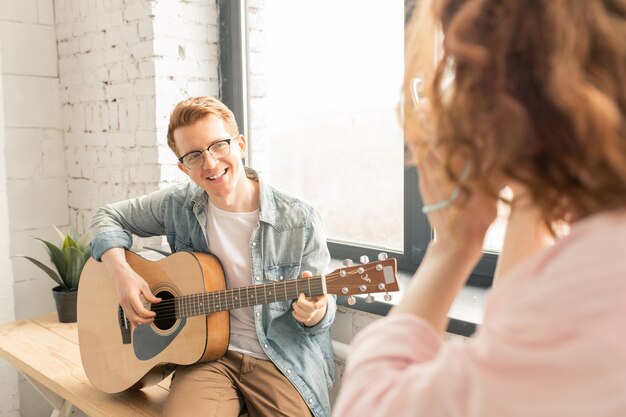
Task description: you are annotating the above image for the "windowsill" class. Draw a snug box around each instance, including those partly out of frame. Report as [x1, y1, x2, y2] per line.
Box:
[331, 259, 489, 337]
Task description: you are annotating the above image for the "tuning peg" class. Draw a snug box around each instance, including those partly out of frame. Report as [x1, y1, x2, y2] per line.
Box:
[378, 252, 388, 261]
[359, 255, 369, 264]
[343, 259, 354, 267]
[347, 296, 356, 305]
[384, 293, 392, 302]
[365, 294, 375, 303]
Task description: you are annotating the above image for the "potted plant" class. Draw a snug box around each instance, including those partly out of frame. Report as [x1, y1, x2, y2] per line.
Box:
[16, 226, 91, 323]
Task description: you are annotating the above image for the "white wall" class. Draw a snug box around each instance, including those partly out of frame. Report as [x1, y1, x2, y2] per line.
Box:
[0, 0, 219, 415]
[1, 0, 66, 320]
[0, 32, 20, 417]
[56, 0, 219, 230]
[0, 1, 66, 414]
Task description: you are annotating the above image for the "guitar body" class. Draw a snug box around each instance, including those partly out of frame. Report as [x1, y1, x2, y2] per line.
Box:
[77, 251, 229, 393]
[78, 249, 399, 394]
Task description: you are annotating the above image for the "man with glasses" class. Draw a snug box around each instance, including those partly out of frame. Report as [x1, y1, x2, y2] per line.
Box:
[88, 96, 335, 417]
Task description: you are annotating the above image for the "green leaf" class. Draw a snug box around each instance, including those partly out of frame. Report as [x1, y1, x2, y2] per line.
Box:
[14, 255, 67, 290]
[17, 226, 91, 291]
[53, 225, 65, 242]
[35, 238, 68, 282]
[66, 246, 88, 290]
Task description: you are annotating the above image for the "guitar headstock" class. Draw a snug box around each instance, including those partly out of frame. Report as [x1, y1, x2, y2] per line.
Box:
[325, 254, 399, 304]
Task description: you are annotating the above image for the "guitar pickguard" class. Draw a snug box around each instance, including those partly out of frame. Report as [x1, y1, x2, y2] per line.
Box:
[132, 318, 186, 360]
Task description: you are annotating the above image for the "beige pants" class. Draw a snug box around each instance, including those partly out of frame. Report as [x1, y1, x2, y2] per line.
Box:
[163, 351, 313, 417]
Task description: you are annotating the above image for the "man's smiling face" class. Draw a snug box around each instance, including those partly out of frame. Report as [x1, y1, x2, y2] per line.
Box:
[175, 114, 247, 208]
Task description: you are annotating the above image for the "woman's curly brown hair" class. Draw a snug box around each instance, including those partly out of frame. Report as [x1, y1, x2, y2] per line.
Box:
[404, 0, 626, 226]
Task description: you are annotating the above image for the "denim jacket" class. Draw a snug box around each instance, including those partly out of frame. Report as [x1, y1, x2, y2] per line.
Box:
[89, 167, 335, 417]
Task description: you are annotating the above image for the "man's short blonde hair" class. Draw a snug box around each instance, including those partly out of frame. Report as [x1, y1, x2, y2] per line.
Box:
[167, 96, 239, 157]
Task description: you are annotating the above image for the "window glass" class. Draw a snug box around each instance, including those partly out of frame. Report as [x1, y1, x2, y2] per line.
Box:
[256, 0, 507, 260]
[262, 0, 405, 251]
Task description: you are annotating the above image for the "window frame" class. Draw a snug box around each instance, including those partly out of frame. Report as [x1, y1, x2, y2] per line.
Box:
[218, 1, 496, 295]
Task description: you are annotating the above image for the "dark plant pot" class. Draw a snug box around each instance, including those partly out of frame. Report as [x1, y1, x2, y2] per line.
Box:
[52, 286, 77, 323]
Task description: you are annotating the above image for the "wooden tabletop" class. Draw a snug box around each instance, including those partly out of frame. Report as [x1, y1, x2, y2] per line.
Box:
[0, 313, 169, 417]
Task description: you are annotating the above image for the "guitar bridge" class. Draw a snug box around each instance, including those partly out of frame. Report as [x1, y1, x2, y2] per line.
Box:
[117, 305, 131, 344]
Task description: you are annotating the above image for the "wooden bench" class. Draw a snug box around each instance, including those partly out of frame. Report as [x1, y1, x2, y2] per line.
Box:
[0, 313, 169, 417]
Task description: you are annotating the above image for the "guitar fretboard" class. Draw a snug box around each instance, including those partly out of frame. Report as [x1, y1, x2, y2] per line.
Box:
[174, 276, 325, 318]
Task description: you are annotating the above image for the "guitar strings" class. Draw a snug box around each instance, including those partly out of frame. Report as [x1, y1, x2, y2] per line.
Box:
[135, 264, 390, 322]
[146, 263, 384, 308]
[144, 264, 384, 311]
[145, 283, 381, 322]
[147, 279, 329, 320]
[145, 268, 380, 306]
[147, 282, 329, 321]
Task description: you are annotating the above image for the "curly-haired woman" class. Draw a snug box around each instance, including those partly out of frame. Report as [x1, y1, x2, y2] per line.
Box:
[333, 1, 626, 416]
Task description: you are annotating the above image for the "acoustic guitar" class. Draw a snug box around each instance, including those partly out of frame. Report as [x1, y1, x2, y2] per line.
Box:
[77, 250, 399, 393]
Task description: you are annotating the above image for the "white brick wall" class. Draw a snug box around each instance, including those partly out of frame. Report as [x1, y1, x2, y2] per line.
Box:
[1, 1, 68, 414]
[57, 0, 159, 231]
[0, 35, 21, 417]
[56, 0, 219, 232]
[1, 0, 220, 415]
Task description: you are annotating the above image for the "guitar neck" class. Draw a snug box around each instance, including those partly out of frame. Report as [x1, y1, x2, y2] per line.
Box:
[175, 276, 326, 318]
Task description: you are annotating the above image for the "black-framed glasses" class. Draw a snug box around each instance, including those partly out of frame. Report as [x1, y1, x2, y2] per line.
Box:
[178, 138, 235, 169]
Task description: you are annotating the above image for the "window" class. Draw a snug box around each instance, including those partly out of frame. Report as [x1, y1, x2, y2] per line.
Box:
[219, 0, 504, 288]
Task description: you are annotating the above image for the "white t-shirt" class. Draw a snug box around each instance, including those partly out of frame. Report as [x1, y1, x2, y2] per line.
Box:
[205, 202, 268, 360]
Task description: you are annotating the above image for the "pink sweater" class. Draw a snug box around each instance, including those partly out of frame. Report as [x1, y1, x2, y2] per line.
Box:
[332, 212, 626, 417]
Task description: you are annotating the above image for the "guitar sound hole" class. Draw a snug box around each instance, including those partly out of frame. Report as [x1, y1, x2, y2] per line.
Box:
[153, 291, 176, 331]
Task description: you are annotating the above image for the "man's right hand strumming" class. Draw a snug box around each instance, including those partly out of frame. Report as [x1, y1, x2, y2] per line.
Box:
[101, 248, 161, 327]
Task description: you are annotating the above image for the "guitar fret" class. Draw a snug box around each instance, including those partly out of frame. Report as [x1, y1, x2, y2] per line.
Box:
[173, 279, 330, 318]
[292, 280, 299, 299]
[176, 274, 336, 318]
